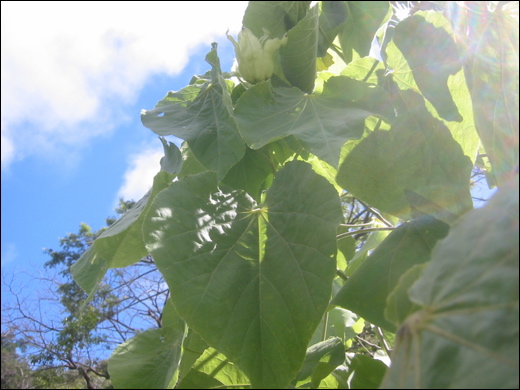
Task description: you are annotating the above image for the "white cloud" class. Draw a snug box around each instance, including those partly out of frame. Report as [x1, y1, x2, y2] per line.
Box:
[116, 144, 164, 203]
[1, 242, 18, 268]
[1, 1, 248, 170]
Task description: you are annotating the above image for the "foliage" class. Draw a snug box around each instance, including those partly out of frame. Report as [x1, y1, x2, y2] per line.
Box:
[72, 1, 518, 389]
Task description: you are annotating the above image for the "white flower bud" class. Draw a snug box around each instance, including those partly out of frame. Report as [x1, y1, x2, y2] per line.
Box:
[228, 27, 288, 84]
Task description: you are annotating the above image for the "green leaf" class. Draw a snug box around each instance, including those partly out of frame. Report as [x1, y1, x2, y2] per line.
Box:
[159, 137, 182, 175]
[177, 329, 208, 383]
[243, 1, 310, 39]
[280, 4, 319, 93]
[347, 354, 388, 389]
[385, 12, 480, 163]
[222, 140, 295, 201]
[234, 76, 394, 168]
[309, 307, 359, 346]
[392, 12, 463, 122]
[332, 216, 449, 332]
[71, 170, 174, 296]
[141, 44, 245, 180]
[384, 263, 426, 328]
[178, 348, 250, 389]
[341, 56, 385, 84]
[381, 176, 519, 389]
[293, 337, 345, 388]
[336, 233, 355, 272]
[143, 161, 342, 389]
[336, 89, 473, 223]
[108, 300, 186, 389]
[461, 3, 519, 185]
[339, 1, 391, 63]
[318, 1, 348, 57]
[345, 226, 391, 277]
[177, 142, 207, 179]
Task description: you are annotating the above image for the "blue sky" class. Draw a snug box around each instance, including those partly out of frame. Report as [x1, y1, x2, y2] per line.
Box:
[1, 2, 248, 277]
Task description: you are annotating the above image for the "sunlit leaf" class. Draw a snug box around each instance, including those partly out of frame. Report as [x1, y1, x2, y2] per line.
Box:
[143, 161, 342, 388]
[460, 3, 519, 185]
[386, 12, 481, 163]
[177, 348, 250, 389]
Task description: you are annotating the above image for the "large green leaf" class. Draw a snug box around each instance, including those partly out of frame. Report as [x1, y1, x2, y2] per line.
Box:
[143, 161, 342, 389]
[336, 89, 473, 222]
[339, 1, 391, 63]
[71, 170, 175, 296]
[243, 1, 310, 39]
[386, 12, 480, 163]
[332, 216, 449, 332]
[234, 76, 394, 168]
[108, 300, 186, 389]
[280, 4, 319, 93]
[381, 176, 519, 389]
[141, 44, 245, 180]
[461, 2, 519, 185]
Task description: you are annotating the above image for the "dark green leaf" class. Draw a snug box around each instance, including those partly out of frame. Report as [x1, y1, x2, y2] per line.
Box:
[222, 140, 294, 201]
[332, 216, 449, 332]
[141, 45, 245, 180]
[384, 263, 426, 328]
[348, 354, 387, 389]
[382, 176, 519, 389]
[280, 4, 319, 93]
[143, 161, 342, 389]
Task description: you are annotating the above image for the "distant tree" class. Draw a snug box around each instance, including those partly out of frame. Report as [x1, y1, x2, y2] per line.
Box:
[2, 199, 168, 389]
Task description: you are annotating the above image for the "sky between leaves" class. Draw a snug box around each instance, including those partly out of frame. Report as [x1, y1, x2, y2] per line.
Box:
[1, 1, 248, 273]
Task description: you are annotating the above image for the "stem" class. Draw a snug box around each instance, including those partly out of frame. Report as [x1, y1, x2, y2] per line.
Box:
[375, 326, 392, 357]
[357, 199, 394, 227]
[337, 226, 395, 240]
[336, 268, 348, 281]
[322, 311, 329, 342]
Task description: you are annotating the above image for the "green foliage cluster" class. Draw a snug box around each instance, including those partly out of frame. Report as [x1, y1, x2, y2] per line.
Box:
[72, 1, 518, 389]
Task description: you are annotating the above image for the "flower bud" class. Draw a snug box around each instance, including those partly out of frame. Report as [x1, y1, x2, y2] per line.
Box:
[228, 27, 288, 84]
